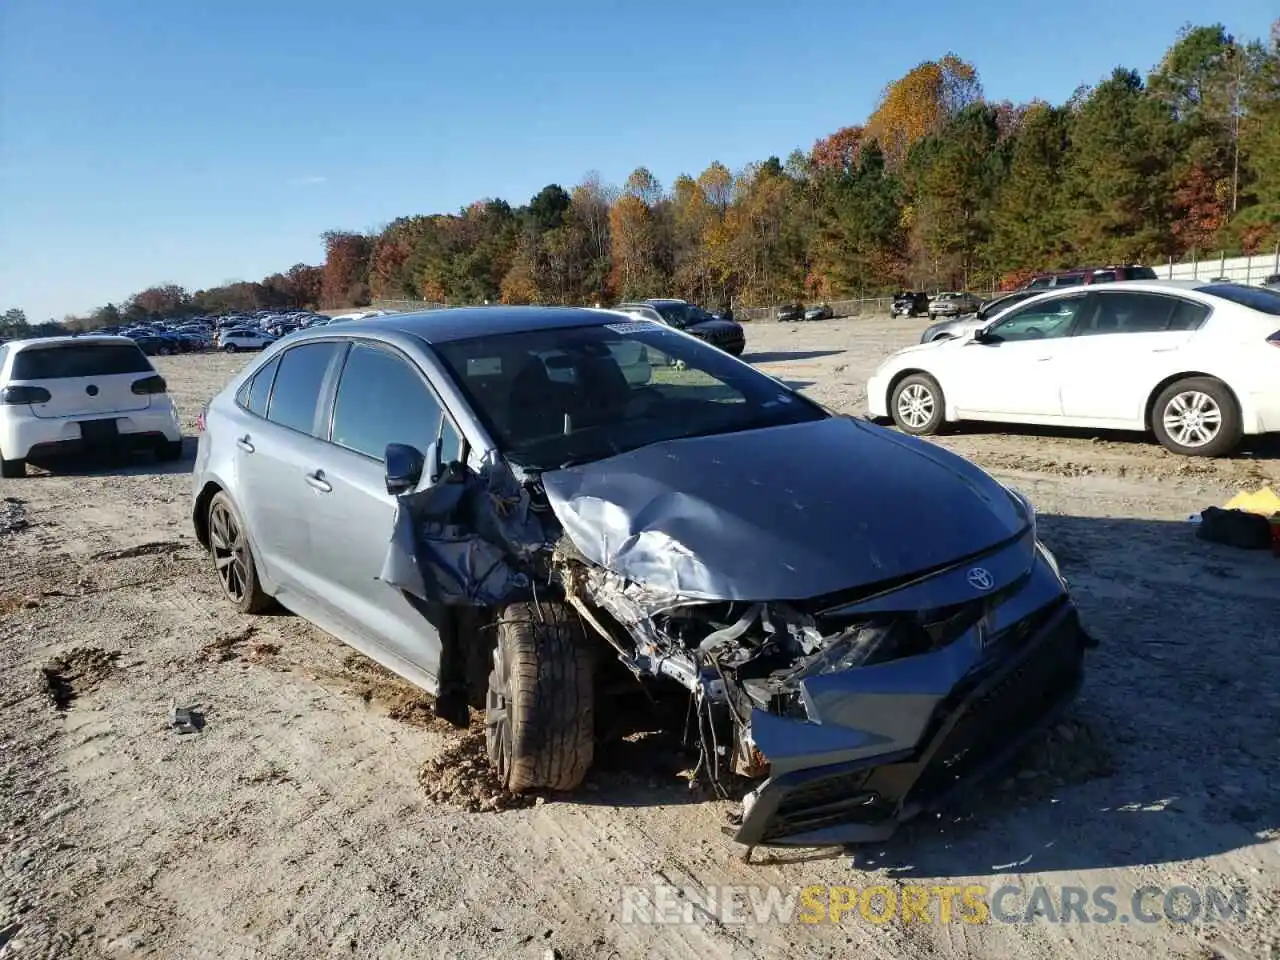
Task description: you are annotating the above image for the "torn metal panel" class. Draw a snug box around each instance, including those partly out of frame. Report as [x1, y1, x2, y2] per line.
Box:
[539, 417, 1026, 602]
[379, 458, 550, 606]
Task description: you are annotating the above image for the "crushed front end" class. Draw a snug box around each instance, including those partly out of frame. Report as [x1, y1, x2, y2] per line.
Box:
[557, 523, 1094, 849]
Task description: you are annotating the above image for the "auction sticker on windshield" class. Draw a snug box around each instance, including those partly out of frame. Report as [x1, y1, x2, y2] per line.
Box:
[604, 321, 663, 335]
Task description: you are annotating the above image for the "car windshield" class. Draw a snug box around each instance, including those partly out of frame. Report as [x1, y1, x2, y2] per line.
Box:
[433, 322, 827, 471]
[652, 303, 692, 328]
[12, 343, 152, 379]
[1201, 283, 1280, 316]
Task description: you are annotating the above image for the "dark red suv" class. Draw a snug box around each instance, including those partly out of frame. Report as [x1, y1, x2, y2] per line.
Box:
[1021, 264, 1159, 290]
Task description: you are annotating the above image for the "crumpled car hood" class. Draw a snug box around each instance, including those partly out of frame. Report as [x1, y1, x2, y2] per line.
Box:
[540, 417, 1026, 601]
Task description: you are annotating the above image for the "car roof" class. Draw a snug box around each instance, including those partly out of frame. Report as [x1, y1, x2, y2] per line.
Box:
[1018, 279, 1212, 297]
[313, 306, 628, 345]
[5, 335, 139, 352]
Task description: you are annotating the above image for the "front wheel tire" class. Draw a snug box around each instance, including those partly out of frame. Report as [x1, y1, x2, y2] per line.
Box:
[486, 602, 594, 792]
[890, 373, 946, 435]
[1151, 377, 1241, 457]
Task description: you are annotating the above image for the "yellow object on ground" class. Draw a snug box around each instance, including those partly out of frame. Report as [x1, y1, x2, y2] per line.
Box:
[1222, 487, 1280, 517]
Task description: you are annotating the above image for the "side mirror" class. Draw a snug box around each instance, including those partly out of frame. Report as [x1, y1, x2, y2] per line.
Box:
[971, 327, 988, 343]
[385, 442, 432, 495]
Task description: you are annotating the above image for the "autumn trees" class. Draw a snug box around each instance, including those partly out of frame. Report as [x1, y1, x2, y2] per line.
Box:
[48, 17, 1280, 330]
[323, 20, 1274, 306]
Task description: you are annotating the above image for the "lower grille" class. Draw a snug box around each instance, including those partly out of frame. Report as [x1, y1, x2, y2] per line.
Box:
[907, 611, 1083, 803]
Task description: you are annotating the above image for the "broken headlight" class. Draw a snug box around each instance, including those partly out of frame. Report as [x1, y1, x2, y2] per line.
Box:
[780, 621, 906, 684]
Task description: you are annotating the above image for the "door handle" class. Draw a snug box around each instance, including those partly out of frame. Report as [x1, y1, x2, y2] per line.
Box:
[304, 469, 332, 494]
[236, 435, 255, 453]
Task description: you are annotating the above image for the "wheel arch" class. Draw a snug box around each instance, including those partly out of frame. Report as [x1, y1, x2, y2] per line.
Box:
[192, 480, 224, 550]
[1144, 372, 1241, 432]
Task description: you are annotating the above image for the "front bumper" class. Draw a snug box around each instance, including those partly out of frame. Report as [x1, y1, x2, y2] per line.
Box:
[866, 373, 889, 418]
[733, 553, 1092, 847]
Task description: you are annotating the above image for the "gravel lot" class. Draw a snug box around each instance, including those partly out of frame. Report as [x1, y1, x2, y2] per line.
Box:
[2, 315, 1278, 960]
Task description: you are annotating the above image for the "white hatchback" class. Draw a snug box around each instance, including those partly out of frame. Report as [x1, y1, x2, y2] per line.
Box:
[867, 280, 1280, 456]
[0, 336, 183, 478]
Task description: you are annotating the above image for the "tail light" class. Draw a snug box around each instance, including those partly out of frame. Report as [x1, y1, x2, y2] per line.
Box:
[131, 374, 167, 395]
[196, 405, 207, 433]
[0, 385, 52, 405]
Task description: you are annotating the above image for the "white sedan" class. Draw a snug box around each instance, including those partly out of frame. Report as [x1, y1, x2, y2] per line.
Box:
[866, 280, 1280, 456]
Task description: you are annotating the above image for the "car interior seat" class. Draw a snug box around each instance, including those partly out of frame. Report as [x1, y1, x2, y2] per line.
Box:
[505, 355, 569, 441]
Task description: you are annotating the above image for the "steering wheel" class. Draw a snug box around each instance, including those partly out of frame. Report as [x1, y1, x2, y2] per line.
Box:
[1023, 327, 1045, 339]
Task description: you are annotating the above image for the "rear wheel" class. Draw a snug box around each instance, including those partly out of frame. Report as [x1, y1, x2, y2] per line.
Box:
[1, 452, 26, 478]
[155, 438, 184, 462]
[223, 343, 238, 353]
[890, 373, 946, 436]
[486, 602, 595, 792]
[206, 492, 272, 613]
[1151, 377, 1241, 457]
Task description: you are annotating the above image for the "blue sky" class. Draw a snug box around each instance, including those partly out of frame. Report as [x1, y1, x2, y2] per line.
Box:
[1, 0, 1275, 321]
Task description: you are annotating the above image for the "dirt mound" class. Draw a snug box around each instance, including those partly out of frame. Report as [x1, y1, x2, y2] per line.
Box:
[339, 652, 452, 730]
[199, 625, 259, 662]
[1001, 717, 1116, 799]
[419, 729, 537, 813]
[40, 647, 122, 709]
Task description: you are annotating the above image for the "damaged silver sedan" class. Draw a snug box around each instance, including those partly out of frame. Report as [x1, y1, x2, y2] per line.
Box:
[191, 306, 1095, 849]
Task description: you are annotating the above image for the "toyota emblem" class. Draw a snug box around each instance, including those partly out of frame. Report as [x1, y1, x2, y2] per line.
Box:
[967, 567, 994, 591]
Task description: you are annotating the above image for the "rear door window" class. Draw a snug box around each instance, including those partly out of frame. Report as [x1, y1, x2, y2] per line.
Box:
[1052, 274, 1084, 287]
[266, 342, 343, 436]
[12, 343, 153, 379]
[330, 342, 447, 461]
[238, 355, 280, 417]
[1074, 292, 1209, 335]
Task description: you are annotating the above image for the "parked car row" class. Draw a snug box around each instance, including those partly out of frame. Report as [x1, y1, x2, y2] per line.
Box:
[774, 303, 836, 322]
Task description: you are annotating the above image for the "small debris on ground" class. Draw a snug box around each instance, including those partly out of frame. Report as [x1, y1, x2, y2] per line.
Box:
[0, 497, 30, 537]
[419, 729, 537, 813]
[39, 647, 121, 710]
[170, 701, 204, 734]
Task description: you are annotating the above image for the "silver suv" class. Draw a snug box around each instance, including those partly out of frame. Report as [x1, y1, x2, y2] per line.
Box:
[191, 306, 1091, 850]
